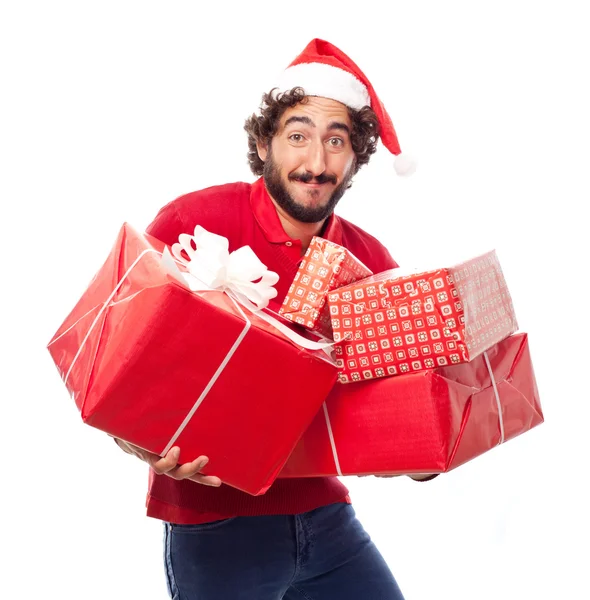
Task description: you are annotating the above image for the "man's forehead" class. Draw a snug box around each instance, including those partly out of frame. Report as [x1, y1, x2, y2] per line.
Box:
[279, 96, 351, 128]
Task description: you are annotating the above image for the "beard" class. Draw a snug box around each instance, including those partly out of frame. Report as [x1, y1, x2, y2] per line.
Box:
[262, 149, 355, 224]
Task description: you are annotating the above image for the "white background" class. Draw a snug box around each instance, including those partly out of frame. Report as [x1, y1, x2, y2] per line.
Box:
[2, 1, 589, 598]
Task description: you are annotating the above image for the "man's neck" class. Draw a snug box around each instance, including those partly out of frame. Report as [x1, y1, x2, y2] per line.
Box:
[269, 197, 326, 255]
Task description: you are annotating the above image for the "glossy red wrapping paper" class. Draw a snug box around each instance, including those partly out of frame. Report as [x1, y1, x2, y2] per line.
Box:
[279, 236, 372, 339]
[279, 333, 543, 477]
[47, 223, 338, 496]
[329, 250, 518, 383]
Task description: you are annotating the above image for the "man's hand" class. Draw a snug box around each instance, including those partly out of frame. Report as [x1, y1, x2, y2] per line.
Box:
[114, 438, 222, 487]
[406, 473, 438, 481]
[373, 473, 438, 481]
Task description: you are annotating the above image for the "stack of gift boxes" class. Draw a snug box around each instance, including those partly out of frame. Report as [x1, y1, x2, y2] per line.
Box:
[48, 226, 543, 496]
[279, 237, 543, 478]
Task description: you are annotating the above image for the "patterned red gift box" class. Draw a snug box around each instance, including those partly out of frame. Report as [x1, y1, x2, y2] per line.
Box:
[280, 333, 543, 477]
[279, 236, 372, 339]
[47, 224, 338, 496]
[329, 250, 518, 383]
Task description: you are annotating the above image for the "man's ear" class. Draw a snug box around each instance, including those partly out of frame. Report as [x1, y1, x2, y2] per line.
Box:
[256, 140, 268, 162]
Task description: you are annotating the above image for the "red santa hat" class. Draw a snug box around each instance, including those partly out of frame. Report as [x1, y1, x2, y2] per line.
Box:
[273, 38, 415, 176]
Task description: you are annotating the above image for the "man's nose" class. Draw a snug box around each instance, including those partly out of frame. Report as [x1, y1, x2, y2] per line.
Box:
[304, 141, 327, 177]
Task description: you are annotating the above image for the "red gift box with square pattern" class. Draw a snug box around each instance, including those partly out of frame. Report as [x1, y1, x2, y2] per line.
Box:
[280, 333, 543, 477]
[47, 223, 338, 496]
[279, 236, 372, 339]
[329, 250, 518, 383]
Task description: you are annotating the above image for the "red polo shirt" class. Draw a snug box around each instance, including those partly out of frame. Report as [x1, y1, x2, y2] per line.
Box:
[144, 177, 398, 524]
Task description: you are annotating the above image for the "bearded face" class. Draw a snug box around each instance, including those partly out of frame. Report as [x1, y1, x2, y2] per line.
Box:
[258, 97, 357, 224]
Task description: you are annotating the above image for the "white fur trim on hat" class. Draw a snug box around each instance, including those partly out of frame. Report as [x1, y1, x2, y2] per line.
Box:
[274, 62, 371, 110]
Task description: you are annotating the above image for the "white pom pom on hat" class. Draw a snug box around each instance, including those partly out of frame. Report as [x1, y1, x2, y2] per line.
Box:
[274, 39, 415, 176]
[394, 153, 417, 177]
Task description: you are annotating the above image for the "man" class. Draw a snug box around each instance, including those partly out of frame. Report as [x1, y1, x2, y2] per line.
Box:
[115, 39, 434, 599]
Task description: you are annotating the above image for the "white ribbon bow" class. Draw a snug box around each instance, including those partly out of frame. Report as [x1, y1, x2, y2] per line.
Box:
[163, 225, 279, 311]
[161, 225, 334, 353]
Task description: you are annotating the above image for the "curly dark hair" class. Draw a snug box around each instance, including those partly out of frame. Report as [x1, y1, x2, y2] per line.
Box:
[244, 87, 380, 176]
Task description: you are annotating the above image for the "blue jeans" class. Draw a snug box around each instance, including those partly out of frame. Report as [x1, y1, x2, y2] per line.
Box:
[163, 502, 405, 599]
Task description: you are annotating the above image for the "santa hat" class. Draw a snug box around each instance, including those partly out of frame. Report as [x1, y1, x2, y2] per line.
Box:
[273, 38, 415, 176]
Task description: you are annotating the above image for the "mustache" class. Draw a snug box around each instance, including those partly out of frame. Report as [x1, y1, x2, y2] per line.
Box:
[288, 171, 337, 185]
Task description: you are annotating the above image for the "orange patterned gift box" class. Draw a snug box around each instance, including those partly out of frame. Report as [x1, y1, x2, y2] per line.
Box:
[279, 237, 372, 339]
[329, 250, 518, 383]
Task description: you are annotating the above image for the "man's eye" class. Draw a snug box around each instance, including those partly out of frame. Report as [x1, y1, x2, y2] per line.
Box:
[289, 134, 304, 142]
[329, 138, 344, 147]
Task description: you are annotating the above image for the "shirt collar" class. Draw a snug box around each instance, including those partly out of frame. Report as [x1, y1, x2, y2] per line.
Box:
[250, 177, 343, 245]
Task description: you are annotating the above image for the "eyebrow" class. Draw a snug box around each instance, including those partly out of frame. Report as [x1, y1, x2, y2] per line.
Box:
[283, 116, 351, 135]
[328, 121, 351, 135]
[284, 116, 315, 128]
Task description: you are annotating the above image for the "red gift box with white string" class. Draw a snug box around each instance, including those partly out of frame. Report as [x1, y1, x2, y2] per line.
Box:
[47, 223, 338, 496]
[279, 236, 372, 339]
[280, 333, 543, 477]
[329, 250, 518, 383]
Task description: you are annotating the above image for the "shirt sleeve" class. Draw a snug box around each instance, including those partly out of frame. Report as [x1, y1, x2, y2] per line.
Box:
[145, 201, 186, 247]
[339, 220, 399, 273]
[145, 184, 244, 248]
[359, 239, 399, 273]
[375, 244, 399, 272]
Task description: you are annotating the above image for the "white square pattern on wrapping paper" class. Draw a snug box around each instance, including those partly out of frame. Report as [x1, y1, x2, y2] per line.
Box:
[279, 237, 372, 338]
[330, 251, 519, 383]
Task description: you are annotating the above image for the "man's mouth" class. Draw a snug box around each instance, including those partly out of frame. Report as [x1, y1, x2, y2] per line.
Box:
[295, 180, 327, 188]
[289, 173, 337, 186]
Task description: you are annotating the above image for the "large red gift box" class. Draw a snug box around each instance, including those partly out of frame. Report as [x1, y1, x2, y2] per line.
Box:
[279, 236, 372, 339]
[280, 333, 543, 477]
[47, 223, 338, 496]
[329, 250, 518, 383]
